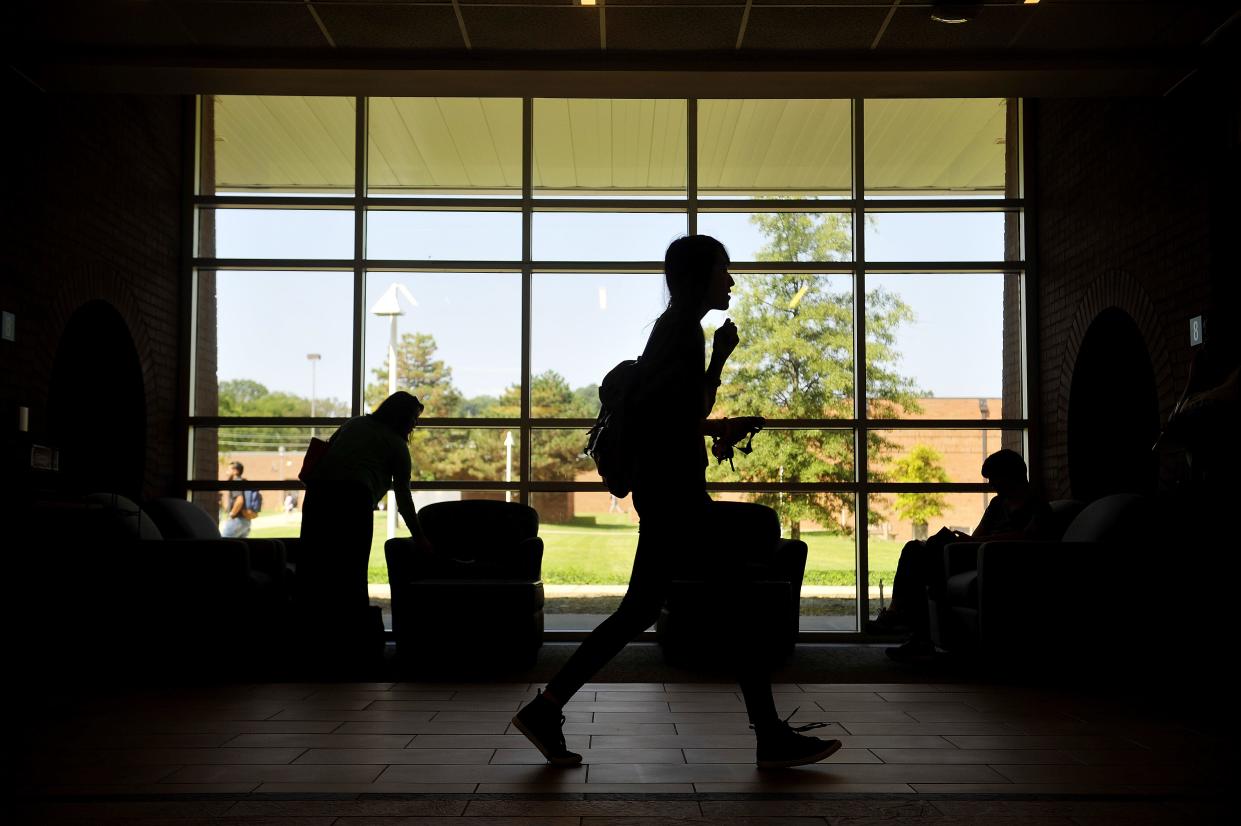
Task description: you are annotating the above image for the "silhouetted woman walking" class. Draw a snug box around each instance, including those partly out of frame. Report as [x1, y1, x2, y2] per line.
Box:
[513, 235, 841, 768]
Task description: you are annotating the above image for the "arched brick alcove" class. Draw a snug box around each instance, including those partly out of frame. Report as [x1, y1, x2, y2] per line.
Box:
[35, 270, 161, 499]
[1048, 271, 1175, 499]
[47, 299, 148, 499]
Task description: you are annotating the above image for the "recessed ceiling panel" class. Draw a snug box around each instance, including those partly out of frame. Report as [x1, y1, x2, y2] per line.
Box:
[173, 1, 331, 49]
[316, 3, 466, 50]
[742, 7, 887, 50]
[607, 6, 744, 51]
[462, 6, 600, 50]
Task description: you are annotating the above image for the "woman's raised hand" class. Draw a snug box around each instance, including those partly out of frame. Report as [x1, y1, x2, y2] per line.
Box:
[713, 318, 739, 360]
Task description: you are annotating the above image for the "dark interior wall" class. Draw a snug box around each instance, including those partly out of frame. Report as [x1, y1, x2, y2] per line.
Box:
[0, 76, 186, 498]
[1033, 86, 1237, 499]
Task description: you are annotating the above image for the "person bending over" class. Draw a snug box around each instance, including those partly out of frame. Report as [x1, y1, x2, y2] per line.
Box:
[298, 391, 432, 655]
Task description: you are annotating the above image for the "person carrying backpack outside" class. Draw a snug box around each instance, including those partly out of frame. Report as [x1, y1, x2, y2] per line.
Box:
[513, 235, 842, 770]
[221, 461, 260, 538]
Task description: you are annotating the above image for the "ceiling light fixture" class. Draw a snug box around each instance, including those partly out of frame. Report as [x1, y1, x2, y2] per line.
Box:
[578, 0, 597, 6]
[929, 2, 981, 24]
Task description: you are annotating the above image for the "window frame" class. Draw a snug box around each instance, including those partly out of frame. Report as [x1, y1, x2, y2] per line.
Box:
[183, 95, 1032, 641]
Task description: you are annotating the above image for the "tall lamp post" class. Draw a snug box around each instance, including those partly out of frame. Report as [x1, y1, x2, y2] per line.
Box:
[306, 353, 321, 437]
[978, 397, 990, 511]
[370, 283, 418, 542]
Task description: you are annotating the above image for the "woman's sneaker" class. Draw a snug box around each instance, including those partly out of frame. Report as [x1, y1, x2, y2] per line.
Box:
[753, 711, 842, 769]
[512, 691, 582, 767]
[864, 608, 910, 635]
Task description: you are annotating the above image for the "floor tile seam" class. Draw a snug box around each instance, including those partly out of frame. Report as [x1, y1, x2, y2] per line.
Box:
[10, 790, 1215, 803]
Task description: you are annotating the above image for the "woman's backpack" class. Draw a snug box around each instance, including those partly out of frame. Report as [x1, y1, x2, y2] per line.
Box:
[585, 359, 643, 498]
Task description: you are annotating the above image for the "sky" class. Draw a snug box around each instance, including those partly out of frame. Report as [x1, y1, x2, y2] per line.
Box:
[210, 209, 1008, 410]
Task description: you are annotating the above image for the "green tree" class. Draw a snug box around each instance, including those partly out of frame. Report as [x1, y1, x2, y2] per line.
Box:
[365, 332, 463, 416]
[891, 444, 950, 541]
[363, 332, 470, 481]
[712, 212, 921, 539]
[217, 379, 348, 452]
[484, 370, 594, 482]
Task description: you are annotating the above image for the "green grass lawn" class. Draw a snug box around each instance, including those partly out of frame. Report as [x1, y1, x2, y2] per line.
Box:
[246, 510, 899, 586]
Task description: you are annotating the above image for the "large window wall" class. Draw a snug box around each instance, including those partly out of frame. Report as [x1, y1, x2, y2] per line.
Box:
[188, 95, 1027, 635]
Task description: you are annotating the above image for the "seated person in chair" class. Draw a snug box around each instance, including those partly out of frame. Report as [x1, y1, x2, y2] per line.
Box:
[870, 448, 1052, 663]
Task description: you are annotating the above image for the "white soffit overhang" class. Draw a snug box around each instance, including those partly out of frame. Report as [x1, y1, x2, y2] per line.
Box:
[212, 95, 1006, 196]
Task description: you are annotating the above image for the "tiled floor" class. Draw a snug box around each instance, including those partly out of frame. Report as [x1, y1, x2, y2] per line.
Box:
[12, 675, 1228, 823]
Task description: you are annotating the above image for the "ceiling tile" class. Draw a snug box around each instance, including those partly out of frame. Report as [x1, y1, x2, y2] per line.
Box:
[315, 4, 465, 50]
[1013, 2, 1235, 51]
[607, 7, 745, 51]
[461, 6, 600, 50]
[14, 0, 195, 49]
[172, 2, 330, 49]
[742, 6, 889, 51]
[876, 6, 1032, 51]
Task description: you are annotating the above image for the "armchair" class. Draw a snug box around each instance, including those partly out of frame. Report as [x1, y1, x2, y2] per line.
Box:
[657, 500, 807, 666]
[384, 499, 544, 665]
[931, 494, 1161, 658]
[23, 493, 282, 671]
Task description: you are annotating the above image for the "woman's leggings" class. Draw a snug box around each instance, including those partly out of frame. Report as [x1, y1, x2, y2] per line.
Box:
[545, 496, 780, 728]
[299, 481, 375, 617]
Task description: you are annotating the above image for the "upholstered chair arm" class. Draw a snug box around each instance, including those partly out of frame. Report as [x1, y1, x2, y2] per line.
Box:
[508, 536, 544, 581]
[767, 538, 809, 585]
[241, 538, 287, 581]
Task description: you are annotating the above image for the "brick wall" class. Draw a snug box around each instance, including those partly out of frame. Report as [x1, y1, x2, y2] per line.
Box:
[1033, 89, 1236, 499]
[0, 83, 186, 498]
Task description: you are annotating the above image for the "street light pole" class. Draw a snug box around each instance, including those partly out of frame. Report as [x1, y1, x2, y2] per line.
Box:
[306, 353, 321, 437]
[979, 397, 990, 511]
[504, 430, 514, 503]
[370, 283, 418, 543]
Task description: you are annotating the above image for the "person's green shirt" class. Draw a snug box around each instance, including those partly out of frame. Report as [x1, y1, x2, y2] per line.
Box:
[310, 414, 420, 535]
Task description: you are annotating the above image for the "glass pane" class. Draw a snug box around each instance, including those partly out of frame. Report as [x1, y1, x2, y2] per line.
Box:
[708, 491, 859, 632]
[705, 429, 854, 484]
[865, 491, 901, 624]
[195, 271, 354, 416]
[707, 274, 855, 419]
[364, 273, 521, 414]
[534, 213, 687, 260]
[532, 273, 667, 417]
[868, 429, 1019, 484]
[698, 99, 852, 197]
[531, 429, 605, 483]
[868, 483, 1001, 558]
[865, 212, 1006, 261]
[533, 99, 687, 196]
[865, 273, 1016, 409]
[865, 98, 1009, 197]
[368, 97, 522, 196]
[202, 209, 354, 259]
[541, 489, 640, 631]
[409, 428, 523, 483]
[366, 211, 521, 260]
[204, 95, 356, 196]
[696, 211, 852, 263]
[193, 425, 340, 483]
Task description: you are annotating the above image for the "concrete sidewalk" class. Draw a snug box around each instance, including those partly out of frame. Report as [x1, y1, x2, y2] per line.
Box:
[370, 584, 885, 600]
